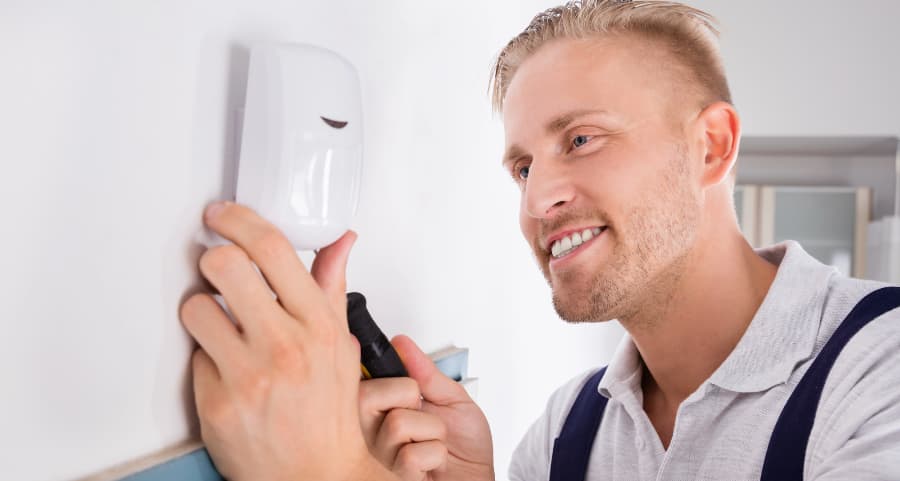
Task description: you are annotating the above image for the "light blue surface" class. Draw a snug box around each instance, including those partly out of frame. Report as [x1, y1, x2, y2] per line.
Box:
[432, 348, 469, 382]
[121, 448, 224, 481]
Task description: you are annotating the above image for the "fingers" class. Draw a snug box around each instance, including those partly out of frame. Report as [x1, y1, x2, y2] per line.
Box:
[373, 408, 447, 468]
[359, 377, 422, 446]
[202, 202, 333, 326]
[310, 230, 358, 324]
[191, 348, 222, 418]
[180, 293, 247, 371]
[392, 335, 471, 406]
[198, 243, 286, 340]
[393, 440, 448, 481]
[185, 205, 377, 481]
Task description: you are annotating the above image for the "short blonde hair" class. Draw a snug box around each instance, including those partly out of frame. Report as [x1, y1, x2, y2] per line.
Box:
[490, 0, 731, 113]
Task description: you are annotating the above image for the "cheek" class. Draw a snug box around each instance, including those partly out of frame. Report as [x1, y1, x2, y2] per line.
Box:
[597, 147, 664, 199]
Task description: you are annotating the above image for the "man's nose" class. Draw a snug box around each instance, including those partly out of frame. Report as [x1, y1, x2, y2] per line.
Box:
[523, 159, 575, 219]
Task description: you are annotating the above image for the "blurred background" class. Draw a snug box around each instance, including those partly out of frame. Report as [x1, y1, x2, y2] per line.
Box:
[1, 1, 898, 479]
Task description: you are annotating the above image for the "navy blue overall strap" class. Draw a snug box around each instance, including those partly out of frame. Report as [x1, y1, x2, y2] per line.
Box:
[761, 286, 900, 481]
[549, 367, 609, 481]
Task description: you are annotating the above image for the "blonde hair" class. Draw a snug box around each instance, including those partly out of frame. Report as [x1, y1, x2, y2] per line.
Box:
[490, 0, 731, 113]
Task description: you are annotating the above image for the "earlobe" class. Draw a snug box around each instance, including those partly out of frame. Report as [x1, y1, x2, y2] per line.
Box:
[699, 101, 741, 187]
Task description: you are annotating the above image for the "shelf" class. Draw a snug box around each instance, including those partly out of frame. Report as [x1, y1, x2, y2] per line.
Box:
[741, 136, 898, 157]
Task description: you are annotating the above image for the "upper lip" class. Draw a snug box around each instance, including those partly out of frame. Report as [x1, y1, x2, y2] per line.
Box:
[542, 225, 606, 252]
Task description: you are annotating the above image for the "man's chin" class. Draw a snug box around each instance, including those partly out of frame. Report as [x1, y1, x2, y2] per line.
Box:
[537, 252, 624, 322]
[551, 288, 614, 324]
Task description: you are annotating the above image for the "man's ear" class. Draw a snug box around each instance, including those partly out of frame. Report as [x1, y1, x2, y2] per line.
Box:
[696, 101, 740, 188]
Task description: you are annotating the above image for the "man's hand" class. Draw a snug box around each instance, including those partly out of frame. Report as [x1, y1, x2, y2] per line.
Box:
[358, 375, 448, 480]
[359, 336, 495, 481]
[180, 202, 394, 481]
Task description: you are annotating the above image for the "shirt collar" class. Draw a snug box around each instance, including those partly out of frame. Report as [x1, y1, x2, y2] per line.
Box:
[597, 241, 838, 397]
[598, 333, 642, 400]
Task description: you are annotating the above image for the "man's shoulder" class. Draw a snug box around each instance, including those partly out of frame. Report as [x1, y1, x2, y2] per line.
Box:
[820, 276, 900, 336]
[544, 367, 607, 435]
[818, 278, 900, 388]
[517, 368, 605, 441]
[806, 281, 900, 476]
[508, 367, 602, 481]
[829, 274, 900, 344]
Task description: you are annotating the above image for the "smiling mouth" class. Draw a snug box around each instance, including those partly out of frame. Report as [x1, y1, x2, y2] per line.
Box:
[549, 226, 607, 259]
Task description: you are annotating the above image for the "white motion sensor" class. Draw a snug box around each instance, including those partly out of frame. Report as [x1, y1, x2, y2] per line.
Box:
[236, 43, 363, 251]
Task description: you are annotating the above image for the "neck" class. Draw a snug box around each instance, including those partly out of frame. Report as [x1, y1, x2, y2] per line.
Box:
[621, 229, 777, 405]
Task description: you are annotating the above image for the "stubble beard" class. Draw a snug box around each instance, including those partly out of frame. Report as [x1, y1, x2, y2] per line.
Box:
[542, 145, 700, 324]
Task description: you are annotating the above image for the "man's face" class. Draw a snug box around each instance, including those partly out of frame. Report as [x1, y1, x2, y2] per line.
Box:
[502, 36, 703, 323]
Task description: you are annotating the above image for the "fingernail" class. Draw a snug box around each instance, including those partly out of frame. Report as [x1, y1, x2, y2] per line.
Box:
[205, 201, 228, 220]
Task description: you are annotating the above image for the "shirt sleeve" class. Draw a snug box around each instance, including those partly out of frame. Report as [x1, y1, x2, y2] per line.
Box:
[509, 369, 598, 481]
[508, 406, 553, 481]
[806, 308, 900, 480]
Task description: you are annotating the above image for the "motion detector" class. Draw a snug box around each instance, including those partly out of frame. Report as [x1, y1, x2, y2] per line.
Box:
[234, 43, 363, 251]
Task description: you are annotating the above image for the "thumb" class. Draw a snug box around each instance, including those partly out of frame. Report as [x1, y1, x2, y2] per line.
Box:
[310, 230, 358, 318]
[391, 334, 470, 406]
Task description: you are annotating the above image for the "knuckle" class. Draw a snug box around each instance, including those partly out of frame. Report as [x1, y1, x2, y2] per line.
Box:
[382, 410, 410, 442]
[435, 417, 448, 441]
[397, 378, 422, 405]
[269, 339, 304, 372]
[235, 369, 272, 406]
[396, 443, 442, 471]
[394, 445, 416, 469]
[430, 442, 448, 464]
[199, 244, 248, 276]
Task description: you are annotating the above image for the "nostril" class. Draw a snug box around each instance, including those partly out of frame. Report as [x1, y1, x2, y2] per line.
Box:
[545, 199, 567, 215]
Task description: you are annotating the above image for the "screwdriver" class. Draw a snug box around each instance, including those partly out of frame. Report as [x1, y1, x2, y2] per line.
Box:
[346, 292, 408, 379]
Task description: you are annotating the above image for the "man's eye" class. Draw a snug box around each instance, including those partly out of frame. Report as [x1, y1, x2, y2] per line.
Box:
[517, 165, 530, 180]
[572, 135, 592, 148]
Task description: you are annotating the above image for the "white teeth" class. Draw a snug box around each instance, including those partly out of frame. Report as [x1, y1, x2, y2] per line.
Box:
[571, 232, 583, 246]
[549, 227, 605, 259]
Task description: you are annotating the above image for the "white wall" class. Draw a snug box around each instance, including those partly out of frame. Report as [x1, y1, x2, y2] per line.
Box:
[2, 1, 899, 480]
[692, 0, 900, 138]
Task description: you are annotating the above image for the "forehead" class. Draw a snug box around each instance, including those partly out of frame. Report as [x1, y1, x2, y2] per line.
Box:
[502, 36, 672, 139]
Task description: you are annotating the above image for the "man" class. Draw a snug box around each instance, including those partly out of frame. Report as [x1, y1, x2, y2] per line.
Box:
[180, 1, 900, 480]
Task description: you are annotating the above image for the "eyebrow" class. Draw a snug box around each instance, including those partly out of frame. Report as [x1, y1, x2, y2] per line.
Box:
[502, 108, 612, 166]
[546, 108, 612, 134]
[502, 144, 528, 167]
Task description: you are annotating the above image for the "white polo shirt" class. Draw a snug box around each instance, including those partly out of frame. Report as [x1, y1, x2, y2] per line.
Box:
[509, 241, 900, 481]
